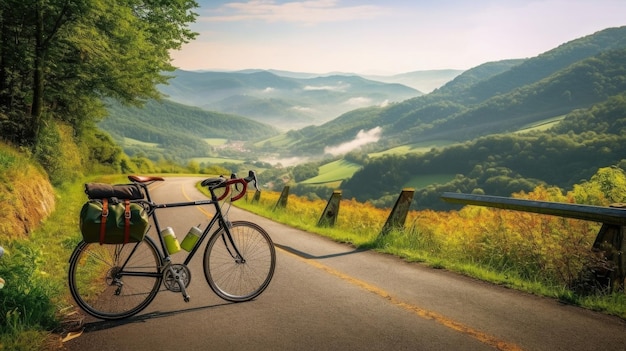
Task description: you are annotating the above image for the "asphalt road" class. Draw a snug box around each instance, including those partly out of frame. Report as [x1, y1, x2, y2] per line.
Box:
[63, 177, 626, 351]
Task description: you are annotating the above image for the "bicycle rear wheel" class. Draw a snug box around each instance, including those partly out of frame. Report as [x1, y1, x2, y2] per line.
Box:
[203, 221, 276, 302]
[68, 236, 162, 320]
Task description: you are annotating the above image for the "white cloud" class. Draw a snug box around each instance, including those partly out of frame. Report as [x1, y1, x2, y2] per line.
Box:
[303, 83, 349, 91]
[205, 0, 389, 25]
[291, 106, 315, 112]
[344, 96, 372, 106]
[324, 126, 382, 156]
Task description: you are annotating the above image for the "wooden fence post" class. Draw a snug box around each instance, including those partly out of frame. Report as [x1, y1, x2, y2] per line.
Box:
[592, 203, 626, 292]
[380, 188, 415, 236]
[252, 190, 261, 203]
[273, 186, 289, 210]
[318, 190, 342, 227]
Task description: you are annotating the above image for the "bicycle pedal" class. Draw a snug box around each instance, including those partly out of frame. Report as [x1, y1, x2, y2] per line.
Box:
[183, 295, 190, 303]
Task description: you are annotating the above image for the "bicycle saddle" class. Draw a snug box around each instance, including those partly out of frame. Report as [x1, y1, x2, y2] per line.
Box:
[201, 177, 227, 189]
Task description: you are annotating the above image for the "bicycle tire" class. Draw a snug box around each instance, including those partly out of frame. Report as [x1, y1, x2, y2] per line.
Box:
[203, 221, 276, 302]
[68, 236, 163, 320]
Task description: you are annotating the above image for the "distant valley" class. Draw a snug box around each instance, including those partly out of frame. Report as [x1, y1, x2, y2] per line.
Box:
[102, 26, 626, 210]
[157, 70, 435, 130]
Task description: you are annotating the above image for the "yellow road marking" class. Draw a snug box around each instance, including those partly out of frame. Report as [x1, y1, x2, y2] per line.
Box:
[181, 183, 214, 218]
[276, 247, 524, 351]
[181, 180, 523, 350]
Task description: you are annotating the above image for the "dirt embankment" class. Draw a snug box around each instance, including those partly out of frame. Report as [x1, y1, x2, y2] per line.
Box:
[0, 163, 55, 240]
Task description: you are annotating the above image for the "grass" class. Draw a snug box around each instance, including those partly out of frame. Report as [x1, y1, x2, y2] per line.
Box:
[0, 172, 127, 351]
[203, 138, 228, 146]
[123, 137, 160, 148]
[254, 133, 298, 148]
[228, 188, 626, 320]
[368, 140, 456, 157]
[301, 160, 362, 184]
[514, 115, 566, 134]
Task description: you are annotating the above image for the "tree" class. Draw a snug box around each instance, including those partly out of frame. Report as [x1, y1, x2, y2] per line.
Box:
[0, 0, 198, 147]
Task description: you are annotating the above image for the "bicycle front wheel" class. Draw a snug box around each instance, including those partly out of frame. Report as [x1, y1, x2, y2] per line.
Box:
[68, 236, 163, 320]
[203, 221, 276, 302]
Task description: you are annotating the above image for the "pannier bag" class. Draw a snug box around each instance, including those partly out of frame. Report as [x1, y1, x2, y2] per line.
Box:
[80, 198, 149, 244]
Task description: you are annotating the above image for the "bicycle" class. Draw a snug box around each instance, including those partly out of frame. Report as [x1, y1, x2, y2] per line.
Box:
[68, 170, 276, 320]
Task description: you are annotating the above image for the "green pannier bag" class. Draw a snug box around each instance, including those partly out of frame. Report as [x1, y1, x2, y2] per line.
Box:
[80, 198, 149, 244]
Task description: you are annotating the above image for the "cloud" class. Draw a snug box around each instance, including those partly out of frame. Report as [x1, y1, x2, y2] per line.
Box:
[324, 126, 382, 156]
[205, 0, 389, 24]
[303, 83, 350, 91]
[344, 96, 372, 106]
[291, 106, 315, 112]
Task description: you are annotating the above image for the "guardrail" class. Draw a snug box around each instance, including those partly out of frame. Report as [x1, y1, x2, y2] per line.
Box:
[441, 192, 626, 291]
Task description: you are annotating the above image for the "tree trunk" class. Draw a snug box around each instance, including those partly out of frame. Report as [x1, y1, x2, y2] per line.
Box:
[31, 1, 45, 145]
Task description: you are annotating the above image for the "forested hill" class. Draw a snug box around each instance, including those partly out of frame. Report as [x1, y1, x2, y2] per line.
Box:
[342, 92, 626, 210]
[282, 26, 626, 156]
[101, 99, 279, 161]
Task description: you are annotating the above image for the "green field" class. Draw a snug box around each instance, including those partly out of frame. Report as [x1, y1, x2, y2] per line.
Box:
[514, 115, 566, 134]
[204, 138, 228, 146]
[254, 133, 299, 148]
[123, 137, 160, 148]
[301, 159, 362, 184]
[369, 140, 456, 157]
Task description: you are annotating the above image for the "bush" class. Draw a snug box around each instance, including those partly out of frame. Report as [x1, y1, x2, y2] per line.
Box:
[0, 242, 59, 346]
[34, 121, 83, 186]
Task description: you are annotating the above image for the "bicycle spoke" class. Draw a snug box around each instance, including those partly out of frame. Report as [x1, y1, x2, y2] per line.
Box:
[204, 221, 275, 302]
[68, 238, 162, 320]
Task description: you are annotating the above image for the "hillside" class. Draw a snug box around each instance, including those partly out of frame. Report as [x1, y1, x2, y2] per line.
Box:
[280, 26, 626, 156]
[101, 99, 279, 162]
[157, 70, 421, 130]
[341, 92, 626, 210]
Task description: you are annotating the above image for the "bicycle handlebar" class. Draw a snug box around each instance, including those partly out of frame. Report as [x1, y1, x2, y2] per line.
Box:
[201, 170, 259, 202]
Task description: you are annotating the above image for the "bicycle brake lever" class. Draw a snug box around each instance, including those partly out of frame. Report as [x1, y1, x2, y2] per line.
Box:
[248, 170, 259, 190]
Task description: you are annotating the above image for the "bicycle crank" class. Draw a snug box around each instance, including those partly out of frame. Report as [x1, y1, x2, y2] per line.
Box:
[163, 263, 191, 295]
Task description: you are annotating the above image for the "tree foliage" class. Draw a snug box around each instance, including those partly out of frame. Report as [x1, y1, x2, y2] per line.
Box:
[0, 0, 198, 152]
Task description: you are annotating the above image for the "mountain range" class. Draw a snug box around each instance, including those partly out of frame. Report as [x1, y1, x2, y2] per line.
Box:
[101, 25, 626, 208]
[281, 26, 626, 157]
[157, 70, 425, 130]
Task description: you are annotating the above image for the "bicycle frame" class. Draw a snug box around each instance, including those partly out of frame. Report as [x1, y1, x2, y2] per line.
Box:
[69, 170, 275, 320]
[134, 181, 244, 270]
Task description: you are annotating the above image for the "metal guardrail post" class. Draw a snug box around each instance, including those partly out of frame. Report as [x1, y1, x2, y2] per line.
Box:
[273, 186, 289, 210]
[380, 188, 415, 236]
[318, 190, 341, 227]
[441, 192, 626, 291]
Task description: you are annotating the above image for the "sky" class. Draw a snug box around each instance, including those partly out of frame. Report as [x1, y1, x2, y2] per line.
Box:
[170, 0, 626, 75]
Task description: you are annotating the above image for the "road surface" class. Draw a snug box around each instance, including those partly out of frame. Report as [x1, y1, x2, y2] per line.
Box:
[63, 177, 626, 350]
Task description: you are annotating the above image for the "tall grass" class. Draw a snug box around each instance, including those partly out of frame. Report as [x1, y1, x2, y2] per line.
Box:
[0, 174, 126, 351]
[231, 171, 626, 318]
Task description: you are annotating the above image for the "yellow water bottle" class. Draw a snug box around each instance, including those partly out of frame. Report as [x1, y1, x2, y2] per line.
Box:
[181, 225, 202, 251]
[160, 227, 181, 254]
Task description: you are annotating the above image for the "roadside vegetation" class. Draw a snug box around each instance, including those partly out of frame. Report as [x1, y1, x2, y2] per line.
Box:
[233, 165, 626, 317]
[2, 4, 626, 349]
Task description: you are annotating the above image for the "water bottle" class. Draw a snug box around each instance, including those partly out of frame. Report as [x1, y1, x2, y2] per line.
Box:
[160, 227, 181, 254]
[181, 225, 202, 252]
